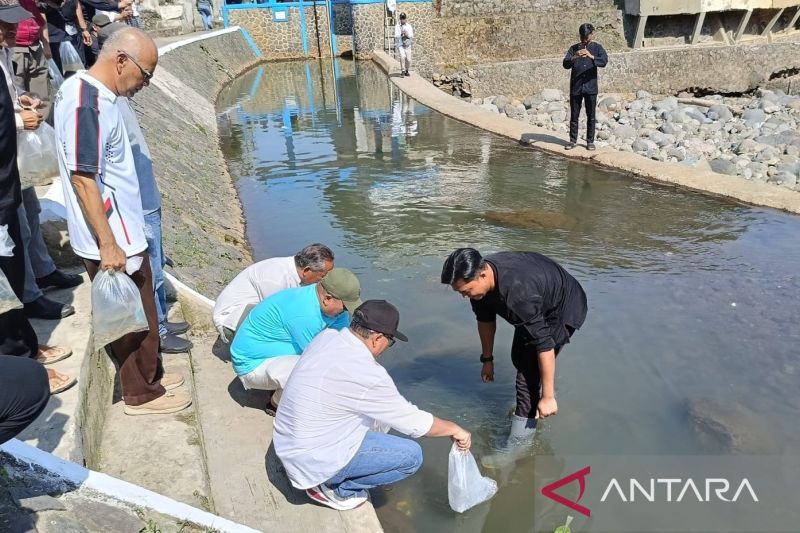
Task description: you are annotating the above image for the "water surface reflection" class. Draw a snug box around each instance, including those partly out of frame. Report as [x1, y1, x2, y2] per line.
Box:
[218, 60, 800, 533]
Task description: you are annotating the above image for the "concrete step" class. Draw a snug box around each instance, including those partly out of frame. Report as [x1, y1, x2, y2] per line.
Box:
[97, 307, 214, 513]
[190, 333, 384, 532]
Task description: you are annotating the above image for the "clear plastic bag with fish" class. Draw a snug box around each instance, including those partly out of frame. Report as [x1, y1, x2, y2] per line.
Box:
[91, 269, 148, 346]
[447, 443, 498, 513]
[17, 122, 59, 188]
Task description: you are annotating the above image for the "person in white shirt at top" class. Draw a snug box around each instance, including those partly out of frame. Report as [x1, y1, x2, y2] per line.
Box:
[274, 299, 472, 511]
[212, 243, 335, 343]
[394, 12, 413, 77]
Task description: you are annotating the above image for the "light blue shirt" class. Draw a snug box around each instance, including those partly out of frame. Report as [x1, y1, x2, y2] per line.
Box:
[230, 284, 350, 375]
[118, 97, 161, 215]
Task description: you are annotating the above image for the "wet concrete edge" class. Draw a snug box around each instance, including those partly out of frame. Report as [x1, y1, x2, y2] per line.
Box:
[371, 49, 800, 215]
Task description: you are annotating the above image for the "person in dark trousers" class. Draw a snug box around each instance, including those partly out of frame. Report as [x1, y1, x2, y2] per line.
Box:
[0, 355, 50, 444]
[441, 248, 587, 457]
[563, 23, 608, 151]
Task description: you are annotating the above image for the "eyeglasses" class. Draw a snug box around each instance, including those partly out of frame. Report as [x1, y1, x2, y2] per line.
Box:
[383, 334, 396, 347]
[118, 50, 153, 82]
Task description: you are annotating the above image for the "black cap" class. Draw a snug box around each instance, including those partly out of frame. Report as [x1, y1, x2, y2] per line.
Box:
[352, 300, 408, 342]
[399, 12, 406, 19]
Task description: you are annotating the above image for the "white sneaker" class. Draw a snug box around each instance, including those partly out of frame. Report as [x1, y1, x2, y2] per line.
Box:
[305, 484, 367, 511]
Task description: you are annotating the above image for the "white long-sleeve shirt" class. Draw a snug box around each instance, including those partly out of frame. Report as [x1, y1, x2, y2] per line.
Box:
[0, 47, 25, 131]
[274, 328, 434, 489]
[394, 21, 414, 49]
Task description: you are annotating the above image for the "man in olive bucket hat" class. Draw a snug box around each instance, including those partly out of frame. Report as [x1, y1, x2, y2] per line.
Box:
[230, 267, 361, 415]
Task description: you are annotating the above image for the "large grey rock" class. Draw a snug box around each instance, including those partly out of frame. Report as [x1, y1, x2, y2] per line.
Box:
[550, 110, 567, 123]
[598, 95, 620, 111]
[628, 99, 652, 113]
[709, 158, 737, 176]
[546, 101, 564, 113]
[479, 103, 499, 114]
[504, 103, 526, 119]
[771, 172, 798, 187]
[660, 122, 679, 135]
[614, 124, 637, 141]
[541, 88, 563, 102]
[493, 95, 510, 109]
[736, 138, 767, 155]
[632, 138, 657, 153]
[653, 97, 679, 114]
[523, 95, 541, 109]
[667, 147, 686, 161]
[686, 398, 772, 453]
[742, 108, 767, 127]
[635, 89, 651, 100]
[668, 109, 691, 124]
[683, 106, 707, 123]
[707, 104, 733, 122]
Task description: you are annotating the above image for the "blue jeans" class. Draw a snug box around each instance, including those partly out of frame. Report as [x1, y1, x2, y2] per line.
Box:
[144, 210, 167, 336]
[327, 431, 423, 498]
[198, 6, 213, 30]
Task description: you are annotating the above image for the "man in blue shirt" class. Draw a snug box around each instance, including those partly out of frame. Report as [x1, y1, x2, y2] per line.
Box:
[231, 267, 362, 414]
[563, 23, 608, 151]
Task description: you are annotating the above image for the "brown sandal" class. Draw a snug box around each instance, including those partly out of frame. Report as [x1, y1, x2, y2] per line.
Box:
[47, 368, 77, 395]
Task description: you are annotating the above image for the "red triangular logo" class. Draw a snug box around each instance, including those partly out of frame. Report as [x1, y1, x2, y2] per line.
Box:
[541, 465, 591, 517]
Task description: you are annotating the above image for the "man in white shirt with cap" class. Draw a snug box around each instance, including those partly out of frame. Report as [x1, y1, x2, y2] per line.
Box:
[274, 299, 471, 511]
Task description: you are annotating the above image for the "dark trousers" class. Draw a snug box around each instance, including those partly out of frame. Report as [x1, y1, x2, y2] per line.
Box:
[569, 93, 598, 144]
[510, 326, 575, 418]
[0, 355, 49, 444]
[83, 254, 165, 406]
[0, 215, 38, 358]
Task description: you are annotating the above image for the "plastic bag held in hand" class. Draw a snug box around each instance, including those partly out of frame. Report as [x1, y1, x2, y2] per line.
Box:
[0, 224, 13, 256]
[91, 270, 149, 346]
[0, 270, 23, 315]
[17, 122, 59, 187]
[47, 59, 64, 89]
[59, 40, 84, 72]
[447, 443, 498, 513]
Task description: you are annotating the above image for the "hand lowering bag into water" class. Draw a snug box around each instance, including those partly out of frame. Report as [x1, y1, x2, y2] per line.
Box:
[91, 270, 149, 346]
[447, 443, 498, 513]
[17, 122, 59, 188]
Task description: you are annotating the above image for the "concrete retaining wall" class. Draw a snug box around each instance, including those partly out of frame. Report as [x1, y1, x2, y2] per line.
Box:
[132, 29, 258, 296]
[454, 38, 800, 98]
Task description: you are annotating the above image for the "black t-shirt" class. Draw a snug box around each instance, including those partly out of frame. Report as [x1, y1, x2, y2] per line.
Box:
[45, 4, 68, 42]
[0, 75, 21, 224]
[470, 252, 588, 352]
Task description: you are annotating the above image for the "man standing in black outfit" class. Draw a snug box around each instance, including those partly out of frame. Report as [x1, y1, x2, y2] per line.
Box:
[563, 23, 608, 151]
[441, 248, 587, 453]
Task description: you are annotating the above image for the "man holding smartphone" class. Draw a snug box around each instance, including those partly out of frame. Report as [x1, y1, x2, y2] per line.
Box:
[394, 12, 413, 77]
[563, 23, 608, 151]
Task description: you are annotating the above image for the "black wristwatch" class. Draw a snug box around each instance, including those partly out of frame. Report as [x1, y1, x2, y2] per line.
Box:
[480, 354, 494, 363]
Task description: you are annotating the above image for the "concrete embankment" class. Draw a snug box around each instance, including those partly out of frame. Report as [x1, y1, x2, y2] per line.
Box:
[372, 50, 800, 215]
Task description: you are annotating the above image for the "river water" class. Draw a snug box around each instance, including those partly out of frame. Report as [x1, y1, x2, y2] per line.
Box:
[217, 60, 800, 533]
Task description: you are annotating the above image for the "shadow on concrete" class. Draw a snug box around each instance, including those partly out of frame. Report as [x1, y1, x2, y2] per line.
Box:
[264, 442, 305, 506]
[226, 377, 269, 410]
[519, 132, 569, 147]
[16, 395, 66, 454]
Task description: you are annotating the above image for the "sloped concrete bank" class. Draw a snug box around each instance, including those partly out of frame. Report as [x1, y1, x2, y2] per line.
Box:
[133, 28, 259, 298]
[372, 50, 800, 215]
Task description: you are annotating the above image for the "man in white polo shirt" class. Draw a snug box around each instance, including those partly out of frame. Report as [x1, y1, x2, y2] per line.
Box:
[213, 243, 334, 343]
[54, 27, 189, 415]
[274, 300, 471, 511]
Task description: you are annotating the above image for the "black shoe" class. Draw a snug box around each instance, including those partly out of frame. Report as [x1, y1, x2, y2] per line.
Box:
[164, 255, 175, 268]
[24, 296, 75, 320]
[587, 143, 596, 151]
[165, 320, 191, 335]
[565, 142, 576, 150]
[36, 269, 83, 290]
[160, 333, 193, 354]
